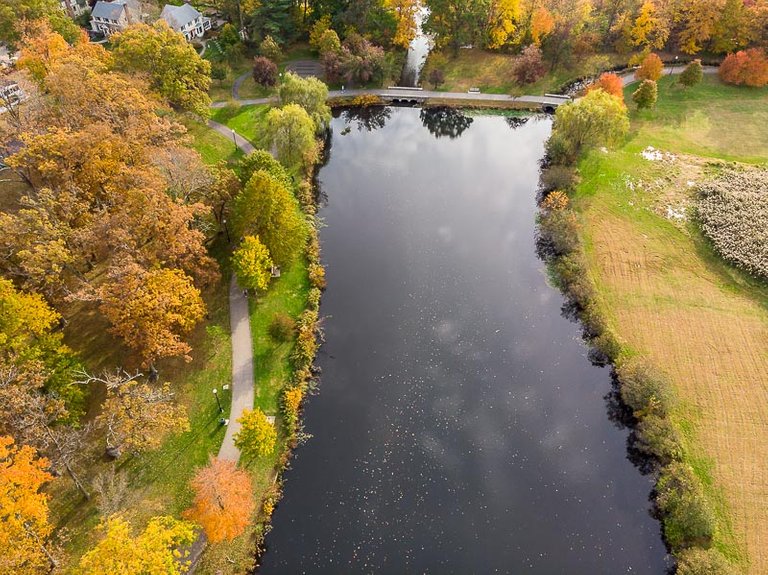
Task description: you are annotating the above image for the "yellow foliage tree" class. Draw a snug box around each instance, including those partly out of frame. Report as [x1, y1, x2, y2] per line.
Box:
[0, 436, 56, 574]
[79, 515, 195, 575]
[99, 264, 206, 366]
[232, 235, 273, 292]
[631, 0, 669, 51]
[486, 0, 522, 49]
[184, 457, 255, 543]
[234, 408, 277, 460]
[0, 279, 59, 351]
[386, 0, 419, 48]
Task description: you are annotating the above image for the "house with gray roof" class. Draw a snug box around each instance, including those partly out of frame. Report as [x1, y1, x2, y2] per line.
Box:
[90, 0, 140, 37]
[160, 3, 211, 41]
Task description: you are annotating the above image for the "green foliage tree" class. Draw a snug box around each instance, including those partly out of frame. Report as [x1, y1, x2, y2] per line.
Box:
[233, 236, 274, 291]
[679, 59, 703, 87]
[711, 0, 753, 54]
[632, 78, 658, 109]
[551, 89, 629, 162]
[259, 35, 283, 61]
[656, 462, 716, 551]
[249, 0, 296, 44]
[234, 408, 277, 459]
[309, 14, 332, 51]
[263, 103, 320, 172]
[675, 548, 739, 575]
[79, 515, 195, 575]
[238, 150, 293, 189]
[234, 169, 308, 266]
[278, 72, 331, 132]
[424, 0, 489, 51]
[210, 61, 229, 83]
[110, 22, 212, 116]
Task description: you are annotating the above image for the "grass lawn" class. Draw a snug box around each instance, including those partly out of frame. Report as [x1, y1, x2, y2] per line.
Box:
[178, 115, 244, 165]
[50, 245, 233, 567]
[574, 75, 768, 572]
[209, 104, 271, 145]
[427, 48, 625, 95]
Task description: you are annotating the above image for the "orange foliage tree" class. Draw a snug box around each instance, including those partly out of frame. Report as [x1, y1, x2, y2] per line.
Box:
[0, 436, 56, 574]
[636, 52, 663, 81]
[588, 72, 625, 101]
[184, 457, 254, 543]
[719, 49, 768, 87]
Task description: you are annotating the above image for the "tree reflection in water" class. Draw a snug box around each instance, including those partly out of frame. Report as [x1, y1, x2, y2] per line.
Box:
[419, 106, 473, 139]
[341, 105, 392, 132]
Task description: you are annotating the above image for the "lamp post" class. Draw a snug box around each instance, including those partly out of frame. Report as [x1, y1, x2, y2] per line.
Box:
[222, 218, 231, 243]
[212, 388, 223, 413]
[231, 128, 238, 151]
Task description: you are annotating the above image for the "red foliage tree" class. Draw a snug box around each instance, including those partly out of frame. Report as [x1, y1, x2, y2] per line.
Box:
[719, 49, 768, 87]
[588, 72, 625, 101]
[514, 44, 546, 85]
[252, 56, 278, 87]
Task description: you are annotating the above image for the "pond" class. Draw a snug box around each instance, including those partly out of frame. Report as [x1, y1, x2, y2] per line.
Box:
[259, 107, 668, 574]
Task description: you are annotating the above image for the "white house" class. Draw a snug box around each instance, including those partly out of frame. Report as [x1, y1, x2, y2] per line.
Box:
[0, 79, 23, 114]
[60, 0, 89, 18]
[90, 0, 140, 37]
[159, 4, 211, 41]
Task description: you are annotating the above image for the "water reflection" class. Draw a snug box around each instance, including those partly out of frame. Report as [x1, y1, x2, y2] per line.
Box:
[260, 107, 668, 574]
[419, 106, 473, 139]
[340, 105, 392, 132]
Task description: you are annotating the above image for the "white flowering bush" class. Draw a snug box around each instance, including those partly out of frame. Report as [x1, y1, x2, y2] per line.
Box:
[696, 169, 768, 280]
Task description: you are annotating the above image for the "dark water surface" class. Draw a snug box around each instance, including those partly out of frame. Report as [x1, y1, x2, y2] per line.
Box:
[260, 108, 667, 574]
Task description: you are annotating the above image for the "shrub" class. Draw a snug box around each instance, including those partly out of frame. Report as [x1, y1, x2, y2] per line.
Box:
[636, 52, 663, 81]
[719, 48, 768, 87]
[269, 312, 296, 342]
[679, 59, 703, 87]
[308, 262, 326, 289]
[632, 79, 658, 109]
[309, 14, 332, 51]
[428, 68, 445, 89]
[210, 61, 229, 82]
[538, 209, 580, 257]
[676, 548, 739, 575]
[656, 462, 716, 551]
[541, 190, 569, 211]
[322, 33, 387, 87]
[541, 164, 578, 192]
[292, 308, 319, 368]
[634, 413, 684, 465]
[587, 72, 624, 101]
[616, 357, 673, 417]
[544, 131, 578, 165]
[317, 28, 342, 57]
[281, 385, 304, 432]
[252, 56, 278, 87]
[259, 35, 282, 62]
[552, 89, 629, 158]
[514, 44, 546, 85]
[696, 169, 768, 280]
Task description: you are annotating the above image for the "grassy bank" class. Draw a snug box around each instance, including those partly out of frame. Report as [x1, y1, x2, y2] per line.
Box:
[570, 75, 768, 572]
[209, 104, 271, 145]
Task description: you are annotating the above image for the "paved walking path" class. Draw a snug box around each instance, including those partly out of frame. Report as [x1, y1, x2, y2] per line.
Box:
[219, 275, 255, 461]
[207, 118, 256, 153]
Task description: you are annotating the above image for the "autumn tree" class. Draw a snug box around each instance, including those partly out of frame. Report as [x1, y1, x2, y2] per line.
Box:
[99, 264, 206, 366]
[110, 21, 212, 116]
[632, 78, 658, 108]
[234, 408, 277, 460]
[87, 370, 190, 458]
[278, 72, 331, 132]
[79, 515, 195, 575]
[263, 104, 320, 172]
[679, 59, 703, 87]
[631, 0, 669, 51]
[550, 89, 629, 162]
[233, 236, 274, 292]
[636, 52, 663, 81]
[711, 0, 753, 54]
[253, 56, 278, 87]
[309, 14, 332, 51]
[676, 0, 724, 54]
[0, 0, 80, 49]
[530, 6, 555, 46]
[486, 0, 522, 49]
[238, 149, 293, 189]
[0, 436, 56, 574]
[234, 170, 308, 267]
[514, 44, 546, 84]
[588, 72, 625, 101]
[322, 33, 388, 87]
[386, 0, 419, 48]
[184, 456, 255, 542]
[719, 48, 768, 87]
